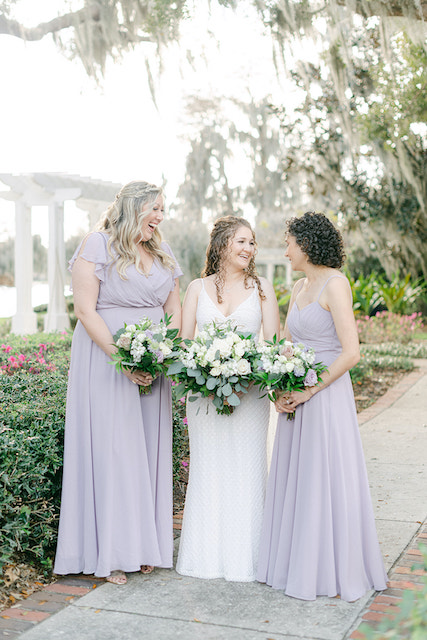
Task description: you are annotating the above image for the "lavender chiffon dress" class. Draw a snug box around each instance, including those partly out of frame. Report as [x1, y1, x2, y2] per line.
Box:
[256, 276, 388, 602]
[54, 232, 182, 578]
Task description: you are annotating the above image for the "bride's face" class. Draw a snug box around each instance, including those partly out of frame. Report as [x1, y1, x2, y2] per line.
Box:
[225, 226, 255, 271]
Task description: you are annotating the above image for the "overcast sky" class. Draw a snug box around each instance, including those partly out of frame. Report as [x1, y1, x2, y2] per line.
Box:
[0, 1, 293, 244]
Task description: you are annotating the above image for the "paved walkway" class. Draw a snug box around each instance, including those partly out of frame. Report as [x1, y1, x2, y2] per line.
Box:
[1, 361, 426, 640]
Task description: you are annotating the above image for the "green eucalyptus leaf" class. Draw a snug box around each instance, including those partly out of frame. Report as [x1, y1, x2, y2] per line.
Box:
[222, 383, 233, 396]
[227, 393, 240, 406]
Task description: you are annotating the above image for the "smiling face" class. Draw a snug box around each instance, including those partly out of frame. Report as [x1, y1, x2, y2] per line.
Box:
[138, 195, 164, 242]
[226, 225, 256, 271]
[284, 233, 308, 271]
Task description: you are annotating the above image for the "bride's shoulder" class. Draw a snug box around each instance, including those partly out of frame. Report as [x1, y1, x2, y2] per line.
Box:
[185, 278, 204, 297]
[253, 275, 274, 296]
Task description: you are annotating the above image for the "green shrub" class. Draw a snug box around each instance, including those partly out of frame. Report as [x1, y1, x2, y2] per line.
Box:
[171, 383, 189, 507]
[350, 343, 418, 386]
[357, 312, 424, 344]
[0, 333, 71, 574]
[345, 269, 426, 317]
[376, 272, 426, 314]
[346, 270, 383, 316]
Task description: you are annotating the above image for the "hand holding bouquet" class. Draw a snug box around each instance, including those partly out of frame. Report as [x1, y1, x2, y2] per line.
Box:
[253, 337, 327, 419]
[111, 314, 180, 394]
[166, 319, 257, 415]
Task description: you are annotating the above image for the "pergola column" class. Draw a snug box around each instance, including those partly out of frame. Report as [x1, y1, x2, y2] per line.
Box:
[266, 263, 275, 284]
[11, 200, 37, 334]
[44, 201, 70, 332]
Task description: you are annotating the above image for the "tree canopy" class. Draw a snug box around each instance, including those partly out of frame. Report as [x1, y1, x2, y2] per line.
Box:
[1, 0, 426, 277]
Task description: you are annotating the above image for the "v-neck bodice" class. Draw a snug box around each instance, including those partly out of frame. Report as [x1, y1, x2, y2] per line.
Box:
[196, 280, 262, 338]
[288, 275, 349, 366]
[69, 232, 183, 310]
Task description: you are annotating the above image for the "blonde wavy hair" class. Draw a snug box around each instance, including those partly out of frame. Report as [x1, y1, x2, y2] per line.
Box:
[95, 180, 175, 278]
[202, 216, 265, 303]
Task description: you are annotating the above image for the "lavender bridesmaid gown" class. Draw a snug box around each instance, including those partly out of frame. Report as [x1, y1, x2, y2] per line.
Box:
[54, 232, 182, 578]
[257, 275, 388, 602]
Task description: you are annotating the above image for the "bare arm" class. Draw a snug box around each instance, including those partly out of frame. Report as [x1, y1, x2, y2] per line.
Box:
[163, 278, 182, 332]
[259, 277, 280, 341]
[72, 255, 152, 387]
[180, 279, 202, 340]
[278, 277, 360, 413]
[72, 257, 116, 357]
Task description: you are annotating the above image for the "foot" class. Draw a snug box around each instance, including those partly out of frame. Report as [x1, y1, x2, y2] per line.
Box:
[140, 565, 154, 574]
[106, 571, 127, 585]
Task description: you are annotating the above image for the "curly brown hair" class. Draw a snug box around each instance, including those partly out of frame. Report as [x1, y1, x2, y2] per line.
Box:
[286, 212, 346, 268]
[202, 216, 265, 303]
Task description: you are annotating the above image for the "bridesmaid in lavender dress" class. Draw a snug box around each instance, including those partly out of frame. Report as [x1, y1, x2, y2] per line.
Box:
[257, 212, 388, 602]
[54, 181, 182, 585]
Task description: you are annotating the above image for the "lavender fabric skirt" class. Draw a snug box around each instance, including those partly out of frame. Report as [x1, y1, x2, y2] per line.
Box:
[54, 305, 173, 577]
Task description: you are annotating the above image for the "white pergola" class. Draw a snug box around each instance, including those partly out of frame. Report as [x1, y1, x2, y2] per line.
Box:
[256, 248, 291, 287]
[0, 173, 121, 335]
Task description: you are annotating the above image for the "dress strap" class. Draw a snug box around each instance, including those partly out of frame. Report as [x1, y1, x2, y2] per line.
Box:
[316, 275, 347, 301]
[200, 278, 206, 291]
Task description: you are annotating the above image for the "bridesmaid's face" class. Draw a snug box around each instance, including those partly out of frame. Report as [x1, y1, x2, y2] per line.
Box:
[138, 196, 164, 242]
[226, 226, 255, 270]
[284, 234, 307, 271]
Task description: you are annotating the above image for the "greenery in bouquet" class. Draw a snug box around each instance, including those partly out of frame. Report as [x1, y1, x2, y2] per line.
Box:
[111, 314, 180, 394]
[253, 336, 327, 419]
[166, 319, 257, 415]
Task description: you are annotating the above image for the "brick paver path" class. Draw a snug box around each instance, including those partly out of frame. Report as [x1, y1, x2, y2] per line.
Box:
[349, 523, 427, 639]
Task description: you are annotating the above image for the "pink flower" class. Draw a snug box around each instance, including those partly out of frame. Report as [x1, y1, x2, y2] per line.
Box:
[280, 344, 294, 358]
[179, 397, 186, 404]
[182, 461, 189, 467]
[2, 344, 12, 353]
[183, 417, 188, 425]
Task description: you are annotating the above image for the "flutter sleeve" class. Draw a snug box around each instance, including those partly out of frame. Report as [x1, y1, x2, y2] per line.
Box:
[161, 242, 184, 282]
[68, 232, 109, 283]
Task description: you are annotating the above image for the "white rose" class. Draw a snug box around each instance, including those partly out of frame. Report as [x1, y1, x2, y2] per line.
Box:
[117, 334, 131, 349]
[159, 342, 172, 356]
[285, 361, 295, 372]
[210, 367, 222, 377]
[236, 359, 251, 375]
[234, 342, 245, 358]
[212, 338, 233, 358]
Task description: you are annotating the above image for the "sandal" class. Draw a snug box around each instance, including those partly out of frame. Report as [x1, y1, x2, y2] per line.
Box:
[140, 565, 154, 574]
[106, 570, 127, 585]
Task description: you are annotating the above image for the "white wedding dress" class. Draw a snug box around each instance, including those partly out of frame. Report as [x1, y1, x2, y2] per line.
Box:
[176, 280, 270, 582]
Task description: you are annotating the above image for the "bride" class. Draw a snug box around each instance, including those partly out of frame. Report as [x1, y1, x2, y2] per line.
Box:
[176, 216, 280, 581]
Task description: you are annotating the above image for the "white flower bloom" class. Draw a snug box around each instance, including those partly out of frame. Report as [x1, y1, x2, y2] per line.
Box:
[159, 342, 172, 356]
[117, 334, 131, 350]
[234, 342, 245, 358]
[236, 358, 251, 375]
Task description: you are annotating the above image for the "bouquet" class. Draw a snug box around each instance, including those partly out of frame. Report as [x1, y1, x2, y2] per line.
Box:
[253, 336, 327, 419]
[111, 314, 180, 394]
[166, 319, 258, 415]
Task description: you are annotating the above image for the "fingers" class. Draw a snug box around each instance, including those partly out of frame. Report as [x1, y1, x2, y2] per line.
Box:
[124, 370, 154, 386]
[275, 394, 296, 413]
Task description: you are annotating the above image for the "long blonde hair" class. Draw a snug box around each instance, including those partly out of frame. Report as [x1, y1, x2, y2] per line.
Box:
[95, 180, 175, 278]
[202, 216, 265, 303]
